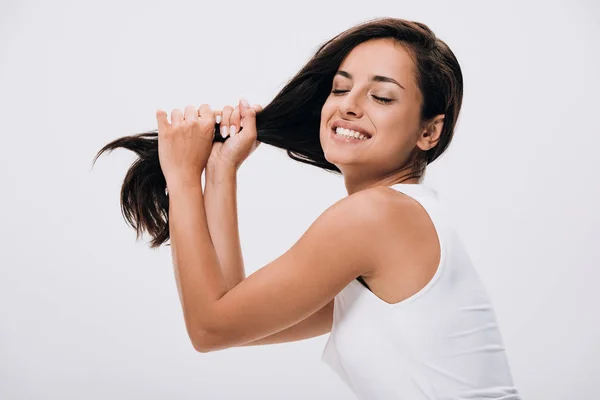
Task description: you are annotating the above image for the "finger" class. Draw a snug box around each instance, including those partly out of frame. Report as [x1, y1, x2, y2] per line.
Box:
[198, 104, 214, 122]
[214, 110, 222, 125]
[171, 109, 183, 125]
[198, 103, 213, 118]
[239, 98, 257, 139]
[244, 104, 262, 128]
[230, 106, 240, 137]
[184, 105, 198, 121]
[156, 109, 171, 133]
[221, 105, 234, 138]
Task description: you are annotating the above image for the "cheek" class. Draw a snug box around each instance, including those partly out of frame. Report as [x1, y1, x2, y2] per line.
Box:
[376, 107, 412, 133]
[320, 100, 335, 130]
[321, 98, 335, 120]
[372, 111, 413, 146]
[319, 100, 335, 146]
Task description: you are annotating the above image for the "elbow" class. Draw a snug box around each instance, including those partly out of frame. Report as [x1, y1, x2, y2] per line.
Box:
[189, 306, 227, 353]
[186, 308, 219, 353]
[191, 328, 219, 353]
[191, 333, 210, 353]
[193, 342, 211, 353]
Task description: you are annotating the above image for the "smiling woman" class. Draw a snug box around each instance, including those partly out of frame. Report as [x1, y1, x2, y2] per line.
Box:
[92, 17, 521, 399]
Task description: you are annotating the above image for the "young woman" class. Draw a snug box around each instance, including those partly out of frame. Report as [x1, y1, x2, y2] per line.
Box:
[95, 17, 520, 399]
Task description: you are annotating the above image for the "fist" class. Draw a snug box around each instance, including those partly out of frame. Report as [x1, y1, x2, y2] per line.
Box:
[208, 98, 261, 171]
[156, 104, 216, 186]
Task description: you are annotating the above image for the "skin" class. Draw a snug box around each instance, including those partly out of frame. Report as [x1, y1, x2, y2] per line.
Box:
[156, 38, 446, 352]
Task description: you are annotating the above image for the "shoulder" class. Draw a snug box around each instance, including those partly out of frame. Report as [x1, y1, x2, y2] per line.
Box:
[277, 188, 397, 284]
[313, 187, 416, 252]
[323, 186, 416, 225]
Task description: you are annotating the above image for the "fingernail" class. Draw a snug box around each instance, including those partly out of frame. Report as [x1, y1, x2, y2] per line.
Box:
[221, 125, 229, 138]
[215, 115, 221, 124]
[240, 97, 249, 108]
[230, 125, 237, 137]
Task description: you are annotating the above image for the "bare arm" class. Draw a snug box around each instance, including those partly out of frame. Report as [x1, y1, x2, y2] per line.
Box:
[204, 163, 245, 290]
[203, 104, 262, 290]
[204, 164, 334, 347]
[239, 298, 333, 346]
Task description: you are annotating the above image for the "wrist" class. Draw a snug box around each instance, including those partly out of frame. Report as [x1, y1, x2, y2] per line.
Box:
[165, 176, 203, 194]
[206, 161, 237, 185]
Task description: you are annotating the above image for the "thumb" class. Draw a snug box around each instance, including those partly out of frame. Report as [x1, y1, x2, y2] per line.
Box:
[239, 98, 257, 139]
[156, 109, 171, 133]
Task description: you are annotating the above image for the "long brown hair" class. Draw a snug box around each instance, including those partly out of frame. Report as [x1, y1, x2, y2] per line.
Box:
[92, 17, 463, 248]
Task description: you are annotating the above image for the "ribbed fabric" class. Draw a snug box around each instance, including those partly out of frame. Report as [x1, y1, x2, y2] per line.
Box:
[322, 183, 520, 399]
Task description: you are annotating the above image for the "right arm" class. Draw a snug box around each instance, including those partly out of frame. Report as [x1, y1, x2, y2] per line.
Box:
[204, 157, 334, 347]
[204, 162, 246, 290]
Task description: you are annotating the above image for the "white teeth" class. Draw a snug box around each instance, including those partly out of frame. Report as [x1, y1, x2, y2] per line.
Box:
[334, 127, 369, 140]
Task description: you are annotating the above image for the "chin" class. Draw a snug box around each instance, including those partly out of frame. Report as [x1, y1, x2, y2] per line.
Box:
[323, 149, 363, 168]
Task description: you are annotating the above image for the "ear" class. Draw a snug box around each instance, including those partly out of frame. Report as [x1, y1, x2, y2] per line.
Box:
[416, 114, 444, 151]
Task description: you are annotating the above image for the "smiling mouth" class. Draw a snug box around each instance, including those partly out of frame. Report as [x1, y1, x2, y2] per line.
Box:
[331, 126, 372, 140]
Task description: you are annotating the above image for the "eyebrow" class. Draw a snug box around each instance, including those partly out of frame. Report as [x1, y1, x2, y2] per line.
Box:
[335, 70, 405, 90]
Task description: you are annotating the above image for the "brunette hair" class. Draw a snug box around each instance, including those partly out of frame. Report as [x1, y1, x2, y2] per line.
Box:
[92, 17, 463, 248]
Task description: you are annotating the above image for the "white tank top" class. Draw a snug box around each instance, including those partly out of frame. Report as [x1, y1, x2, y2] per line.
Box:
[321, 183, 521, 399]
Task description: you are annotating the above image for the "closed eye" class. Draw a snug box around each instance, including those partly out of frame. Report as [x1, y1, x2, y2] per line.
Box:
[331, 89, 394, 104]
[372, 95, 393, 104]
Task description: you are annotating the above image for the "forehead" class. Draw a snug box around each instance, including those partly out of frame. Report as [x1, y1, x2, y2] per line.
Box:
[337, 38, 415, 83]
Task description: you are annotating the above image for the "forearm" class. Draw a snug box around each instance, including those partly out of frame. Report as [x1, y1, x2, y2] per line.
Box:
[204, 163, 246, 290]
[167, 180, 227, 341]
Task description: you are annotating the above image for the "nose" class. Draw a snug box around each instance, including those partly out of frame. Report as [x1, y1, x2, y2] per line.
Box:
[339, 91, 363, 118]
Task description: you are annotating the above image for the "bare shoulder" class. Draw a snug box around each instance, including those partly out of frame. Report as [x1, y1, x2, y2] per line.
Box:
[328, 186, 418, 227]
[359, 185, 440, 252]
[294, 187, 408, 279]
[353, 186, 442, 304]
[317, 187, 417, 259]
[319, 186, 407, 234]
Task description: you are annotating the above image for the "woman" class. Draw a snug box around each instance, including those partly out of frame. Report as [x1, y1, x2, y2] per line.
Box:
[95, 17, 520, 399]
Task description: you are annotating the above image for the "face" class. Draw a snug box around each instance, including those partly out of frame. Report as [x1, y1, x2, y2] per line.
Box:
[319, 38, 434, 182]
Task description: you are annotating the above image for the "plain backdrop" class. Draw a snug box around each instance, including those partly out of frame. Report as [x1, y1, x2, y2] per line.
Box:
[1, 0, 598, 399]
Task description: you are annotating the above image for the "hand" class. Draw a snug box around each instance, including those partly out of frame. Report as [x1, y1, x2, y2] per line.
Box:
[208, 98, 262, 172]
[156, 104, 215, 186]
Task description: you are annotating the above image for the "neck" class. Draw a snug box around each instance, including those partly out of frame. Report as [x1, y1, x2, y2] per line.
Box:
[342, 168, 421, 196]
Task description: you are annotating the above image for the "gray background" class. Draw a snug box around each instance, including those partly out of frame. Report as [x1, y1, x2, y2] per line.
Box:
[1, 0, 598, 398]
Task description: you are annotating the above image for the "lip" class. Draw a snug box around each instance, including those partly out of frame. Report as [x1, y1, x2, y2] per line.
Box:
[331, 120, 372, 138]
